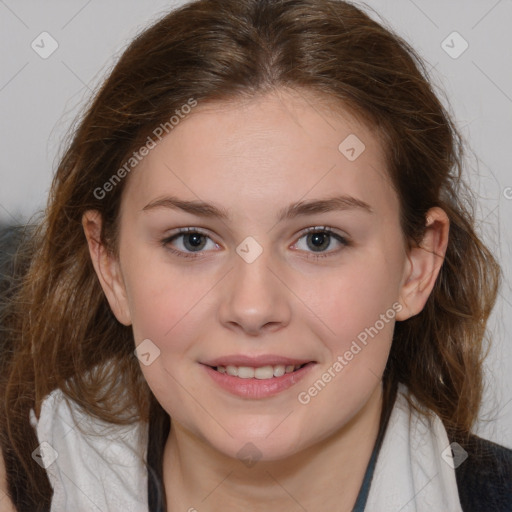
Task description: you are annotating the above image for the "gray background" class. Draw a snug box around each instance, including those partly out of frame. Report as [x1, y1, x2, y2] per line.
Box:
[0, 0, 510, 447]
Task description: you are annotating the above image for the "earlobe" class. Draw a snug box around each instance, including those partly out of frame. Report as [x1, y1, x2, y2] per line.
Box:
[82, 210, 132, 326]
[395, 207, 450, 321]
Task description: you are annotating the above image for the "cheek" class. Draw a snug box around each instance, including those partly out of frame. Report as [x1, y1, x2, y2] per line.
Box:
[292, 261, 398, 439]
[298, 249, 402, 349]
[124, 261, 207, 420]
[122, 250, 214, 403]
[122, 246, 205, 344]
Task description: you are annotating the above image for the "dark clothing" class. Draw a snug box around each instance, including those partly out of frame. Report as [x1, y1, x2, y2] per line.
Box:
[454, 433, 512, 512]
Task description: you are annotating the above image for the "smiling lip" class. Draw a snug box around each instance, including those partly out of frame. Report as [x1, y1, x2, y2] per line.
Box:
[200, 356, 316, 399]
[201, 355, 314, 367]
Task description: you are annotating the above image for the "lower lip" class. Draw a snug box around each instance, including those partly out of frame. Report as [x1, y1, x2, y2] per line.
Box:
[202, 363, 315, 399]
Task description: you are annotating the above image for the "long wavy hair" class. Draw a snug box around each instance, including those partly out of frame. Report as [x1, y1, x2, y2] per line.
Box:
[0, 0, 500, 509]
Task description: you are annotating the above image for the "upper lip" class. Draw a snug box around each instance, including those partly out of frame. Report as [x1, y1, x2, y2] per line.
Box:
[201, 355, 315, 367]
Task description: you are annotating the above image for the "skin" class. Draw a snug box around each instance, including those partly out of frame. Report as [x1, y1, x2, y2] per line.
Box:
[83, 88, 449, 511]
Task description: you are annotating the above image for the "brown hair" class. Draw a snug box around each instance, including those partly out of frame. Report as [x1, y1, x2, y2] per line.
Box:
[0, 0, 500, 509]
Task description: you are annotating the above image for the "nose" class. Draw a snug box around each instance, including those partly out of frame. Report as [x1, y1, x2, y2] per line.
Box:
[218, 249, 292, 336]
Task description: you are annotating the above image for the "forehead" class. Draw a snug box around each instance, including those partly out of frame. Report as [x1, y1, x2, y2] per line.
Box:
[120, 88, 397, 222]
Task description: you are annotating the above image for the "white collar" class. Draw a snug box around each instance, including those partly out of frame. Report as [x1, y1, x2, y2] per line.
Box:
[365, 383, 463, 511]
[30, 388, 149, 511]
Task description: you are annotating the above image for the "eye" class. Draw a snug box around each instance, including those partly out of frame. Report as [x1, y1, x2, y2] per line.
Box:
[161, 226, 350, 260]
[293, 226, 350, 259]
[161, 228, 218, 259]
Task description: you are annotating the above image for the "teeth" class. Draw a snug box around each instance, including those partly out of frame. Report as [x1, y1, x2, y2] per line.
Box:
[216, 363, 305, 379]
[273, 365, 286, 377]
[226, 365, 238, 376]
[238, 366, 255, 379]
[254, 366, 274, 379]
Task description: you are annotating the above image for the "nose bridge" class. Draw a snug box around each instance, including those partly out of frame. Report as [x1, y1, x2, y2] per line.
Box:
[218, 238, 291, 334]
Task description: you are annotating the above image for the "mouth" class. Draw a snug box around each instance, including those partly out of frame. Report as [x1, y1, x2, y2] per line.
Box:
[200, 358, 316, 399]
[207, 362, 309, 379]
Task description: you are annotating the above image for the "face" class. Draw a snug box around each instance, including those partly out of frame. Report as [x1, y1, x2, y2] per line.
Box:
[90, 88, 421, 461]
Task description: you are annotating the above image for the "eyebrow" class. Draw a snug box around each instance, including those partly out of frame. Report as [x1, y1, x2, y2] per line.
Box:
[142, 194, 374, 221]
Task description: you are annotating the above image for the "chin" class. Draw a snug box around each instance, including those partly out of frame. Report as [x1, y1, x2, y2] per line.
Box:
[202, 425, 307, 464]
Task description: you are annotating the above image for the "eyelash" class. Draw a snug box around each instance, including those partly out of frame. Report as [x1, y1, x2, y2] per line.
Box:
[160, 226, 350, 260]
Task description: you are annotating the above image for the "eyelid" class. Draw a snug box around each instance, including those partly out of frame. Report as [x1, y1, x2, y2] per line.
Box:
[296, 225, 348, 239]
[162, 226, 215, 241]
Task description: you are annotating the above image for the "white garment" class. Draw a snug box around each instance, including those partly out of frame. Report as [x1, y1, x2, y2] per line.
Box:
[365, 384, 463, 511]
[29, 390, 149, 512]
[30, 383, 463, 511]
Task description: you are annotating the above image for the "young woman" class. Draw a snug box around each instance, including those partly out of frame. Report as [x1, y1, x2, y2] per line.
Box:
[1, 0, 511, 511]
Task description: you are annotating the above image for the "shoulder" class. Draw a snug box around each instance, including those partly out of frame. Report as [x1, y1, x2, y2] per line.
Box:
[452, 433, 512, 512]
[31, 388, 149, 511]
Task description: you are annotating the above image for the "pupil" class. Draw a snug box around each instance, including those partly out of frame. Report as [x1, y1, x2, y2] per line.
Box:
[185, 233, 205, 251]
[308, 232, 329, 251]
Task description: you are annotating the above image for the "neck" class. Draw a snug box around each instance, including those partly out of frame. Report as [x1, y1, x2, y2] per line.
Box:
[162, 383, 386, 512]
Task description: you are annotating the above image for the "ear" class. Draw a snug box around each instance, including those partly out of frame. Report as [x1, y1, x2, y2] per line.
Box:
[82, 210, 132, 326]
[395, 207, 450, 321]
